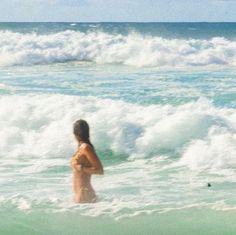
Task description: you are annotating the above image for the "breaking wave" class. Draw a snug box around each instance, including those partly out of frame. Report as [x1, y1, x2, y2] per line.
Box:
[1, 30, 236, 67]
[0, 94, 235, 171]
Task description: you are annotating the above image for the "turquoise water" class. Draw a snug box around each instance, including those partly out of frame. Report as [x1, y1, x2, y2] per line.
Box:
[0, 23, 236, 234]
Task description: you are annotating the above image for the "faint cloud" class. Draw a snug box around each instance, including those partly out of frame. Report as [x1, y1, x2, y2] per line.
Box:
[13, 0, 87, 7]
[214, 0, 236, 2]
[50, 0, 88, 6]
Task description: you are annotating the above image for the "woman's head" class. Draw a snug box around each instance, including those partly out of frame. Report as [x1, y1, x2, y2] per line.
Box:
[73, 119, 90, 142]
[73, 119, 95, 148]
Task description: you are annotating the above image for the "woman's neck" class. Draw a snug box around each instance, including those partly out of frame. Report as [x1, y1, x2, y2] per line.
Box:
[78, 140, 86, 146]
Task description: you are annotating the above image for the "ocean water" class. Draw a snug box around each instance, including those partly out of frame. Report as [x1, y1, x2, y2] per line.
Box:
[0, 22, 236, 235]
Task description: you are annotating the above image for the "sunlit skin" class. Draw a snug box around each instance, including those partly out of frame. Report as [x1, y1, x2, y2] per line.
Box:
[71, 137, 104, 203]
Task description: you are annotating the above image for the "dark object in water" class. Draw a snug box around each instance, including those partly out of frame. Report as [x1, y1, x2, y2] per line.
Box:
[207, 183, 211, 187]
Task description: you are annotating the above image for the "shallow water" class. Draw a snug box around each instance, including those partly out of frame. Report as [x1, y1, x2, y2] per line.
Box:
[0, 23, 236, 234]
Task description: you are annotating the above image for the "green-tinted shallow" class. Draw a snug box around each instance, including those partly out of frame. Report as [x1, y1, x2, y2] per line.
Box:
[1, 208, 236, 235]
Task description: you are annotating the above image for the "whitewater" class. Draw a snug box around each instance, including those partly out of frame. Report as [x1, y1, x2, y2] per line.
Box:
[0, 22, 236, 235]
[1, 30, 236, 67]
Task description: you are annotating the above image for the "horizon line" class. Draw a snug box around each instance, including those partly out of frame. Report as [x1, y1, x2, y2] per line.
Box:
[0, 21, 236, 23]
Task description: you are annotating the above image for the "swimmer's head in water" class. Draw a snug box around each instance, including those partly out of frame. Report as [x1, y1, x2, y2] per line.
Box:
[73, 119, 93, 147]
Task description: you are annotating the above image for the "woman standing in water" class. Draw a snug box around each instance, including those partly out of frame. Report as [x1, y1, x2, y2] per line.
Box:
[71, 120, 104, 203]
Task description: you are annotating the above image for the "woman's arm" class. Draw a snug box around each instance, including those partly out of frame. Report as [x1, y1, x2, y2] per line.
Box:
[71, 149, 82, 172]
[79, 144, 104, 175]
[71, 157, 79, 172]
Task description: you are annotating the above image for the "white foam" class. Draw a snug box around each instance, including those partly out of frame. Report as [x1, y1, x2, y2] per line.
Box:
[180, 126, 236, 170]
[0, 94, 235, 170]
[0, 30, 236, 67]
[0, 94, 235, 218]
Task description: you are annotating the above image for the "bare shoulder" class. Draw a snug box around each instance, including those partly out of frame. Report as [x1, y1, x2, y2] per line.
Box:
[80, 143, 94, 153]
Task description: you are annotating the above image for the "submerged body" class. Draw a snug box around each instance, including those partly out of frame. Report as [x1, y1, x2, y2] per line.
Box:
[71, 142, 103, 203]
[71, 144, 96, 203]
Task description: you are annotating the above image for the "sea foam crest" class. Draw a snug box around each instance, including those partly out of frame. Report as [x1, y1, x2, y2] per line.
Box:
[0, 30, 236, 67]
[0, 94, 235, 170]
[1, 94, 236, 218]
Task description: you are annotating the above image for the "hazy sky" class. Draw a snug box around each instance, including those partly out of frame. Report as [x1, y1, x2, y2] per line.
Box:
[0, 0, 236, 22]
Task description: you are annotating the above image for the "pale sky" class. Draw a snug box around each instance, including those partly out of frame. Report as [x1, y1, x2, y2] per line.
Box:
[0, 0, 236, 22]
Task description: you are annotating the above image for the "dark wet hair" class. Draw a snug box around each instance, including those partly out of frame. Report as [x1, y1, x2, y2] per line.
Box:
[73, 119, 94, 148]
